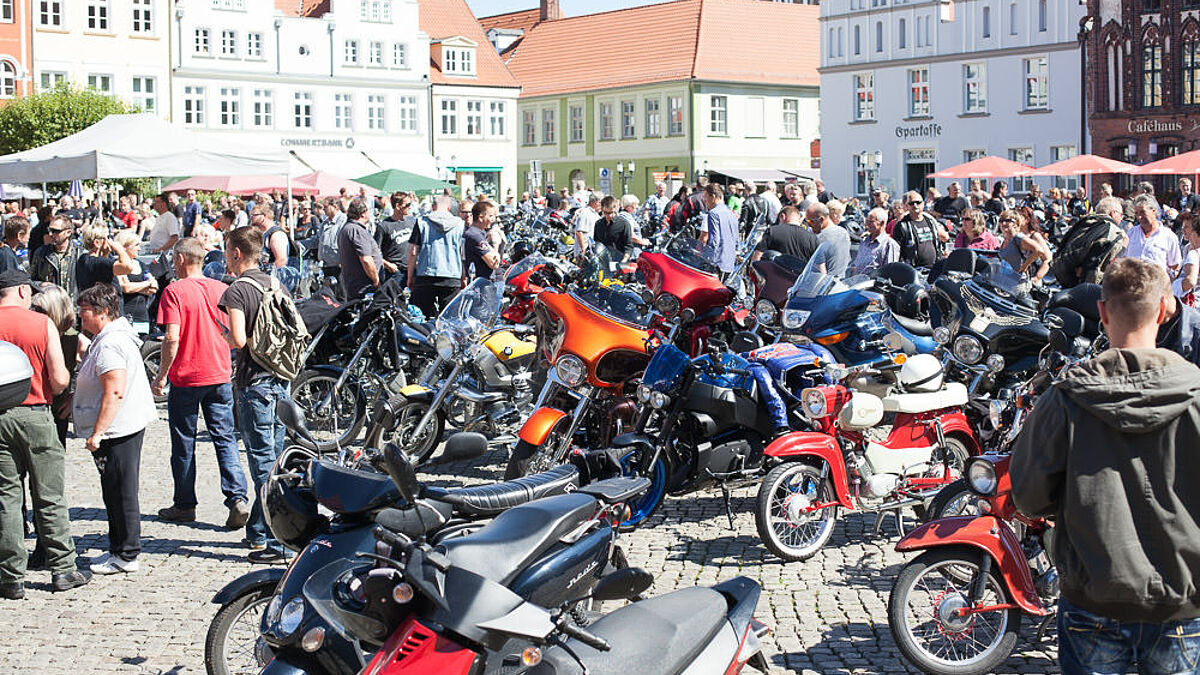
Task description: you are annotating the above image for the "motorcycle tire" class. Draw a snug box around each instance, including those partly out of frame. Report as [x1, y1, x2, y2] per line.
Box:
[504, 440, 538, 480]
[888, 547, 1022, 675]
[913, 437, 972, 521]
[141, 339, 168, 404]
[204, 586, 275, 675]
[290, 367, 366, 451]
[755, 462, 838, 562]
[505, 417, 572, 479]
[391, 398, 445, 464]
[617, 449, 668, 529]
[922, 478, 976, 523]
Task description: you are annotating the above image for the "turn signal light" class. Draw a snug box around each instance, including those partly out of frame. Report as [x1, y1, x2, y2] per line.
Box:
[392, 583, 414, 604]
[522, 647, 543, 666]
[815, 332, 850, 346]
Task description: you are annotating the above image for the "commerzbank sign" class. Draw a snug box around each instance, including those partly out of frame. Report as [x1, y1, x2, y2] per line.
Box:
[280, 136, 357, 150]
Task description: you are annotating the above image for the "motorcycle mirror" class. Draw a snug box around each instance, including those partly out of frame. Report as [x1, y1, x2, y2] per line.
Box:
[881, 333, 904, 352]
[276, 399, 318, 446]
[434, 432, 488, 464]
[589, 567, 654, 602]
[383, 442, 420, 505]
[680, 307, 697, 324]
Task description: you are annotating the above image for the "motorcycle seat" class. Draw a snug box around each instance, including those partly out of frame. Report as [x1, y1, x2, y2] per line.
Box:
[525, 586, 729, 675]
[890, 311, 933, 337]
[432, 464, 580, 517]
[439, 492, 596, 585]
[883, 382, 968, 414]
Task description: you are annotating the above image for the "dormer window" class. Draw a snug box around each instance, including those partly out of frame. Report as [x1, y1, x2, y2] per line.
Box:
[444, 47, 475, 75]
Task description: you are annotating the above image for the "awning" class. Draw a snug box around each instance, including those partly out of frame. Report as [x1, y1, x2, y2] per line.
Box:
[709, 167, 820, 183]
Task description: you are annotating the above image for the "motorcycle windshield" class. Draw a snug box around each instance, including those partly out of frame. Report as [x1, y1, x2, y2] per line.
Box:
[976, 258, 1033, 299]
[665, 237, 722, 276]
[570, 284, 651, 328]
[642, 343, 691, 393]
[435, 278, 503, 342]
[505, 254, 552, 284]
[789, 243, 853, 299]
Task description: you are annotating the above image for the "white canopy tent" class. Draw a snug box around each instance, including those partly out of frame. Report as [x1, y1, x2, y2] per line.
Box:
[0, 113, 289, 183]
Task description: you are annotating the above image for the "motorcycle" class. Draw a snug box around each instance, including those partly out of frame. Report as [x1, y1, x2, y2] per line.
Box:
[748, 253, 808, 344]
[500, 253, 569, 325]
[888, 454, 1055, 675]
[753, 349, 979, 561]
[637, 236, 744, 355]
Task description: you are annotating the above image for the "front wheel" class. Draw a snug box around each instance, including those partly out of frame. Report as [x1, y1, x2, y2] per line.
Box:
[204, 587, 274, 675]
[505, 417, 572, 479]
[290, 368, 366, 451]
[390, 399, 445, 464]
[755, 463, 838, 562]
[923, 479, 977, 523]
[617, 449, 667, 528]
[888, 547, 1022, 675]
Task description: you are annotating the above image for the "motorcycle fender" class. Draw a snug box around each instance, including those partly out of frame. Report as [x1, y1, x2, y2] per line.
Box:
[399, 384, 434, 403]
[895, 515, 1049, 616]
[610, 432, 654, 452]
[518, 407, 569, 446]
[763, 432, 854, 508]
[937, 411, 981, 454]
[212, 568, 284, 605]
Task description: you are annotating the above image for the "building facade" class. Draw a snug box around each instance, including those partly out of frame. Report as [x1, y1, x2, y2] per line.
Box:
[0, 0, 32, 102]
[169, 0, 435, 180]
[32, 0, 168, 114]
[820, 0, 1086, 199]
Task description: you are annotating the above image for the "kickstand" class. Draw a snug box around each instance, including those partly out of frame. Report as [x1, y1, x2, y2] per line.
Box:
[1035, 612, 1056, 641]
[873, 508, 906, 537]
[719, 482, 736, 529]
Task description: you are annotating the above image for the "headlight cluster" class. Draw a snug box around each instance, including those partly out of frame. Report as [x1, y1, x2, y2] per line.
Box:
[434, 333, 456, 360]
[636, 384, 669, 409]
[801, 388, 828, 418]
[782, 309, 811, 330]
[952, 335, 985, 365]
[966, 459, 998, 496]
[555, 354, 586, 387]
[277, 597, 306, 637]
[932, 326, 952, 345]
[655, 293, 681, 318]
[754, 299, 779, 326]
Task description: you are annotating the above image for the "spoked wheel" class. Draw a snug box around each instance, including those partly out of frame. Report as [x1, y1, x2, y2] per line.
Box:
[888, 548, 1022, 675]
[506, 418, 571, 479]
[755, 463, 838, 562]
[390, 399, 445, 464]
[290, 368, 365, 451]
[923, 479, 977, 522]
[204, 587, 274, 675]
[141, 340, 168, 403]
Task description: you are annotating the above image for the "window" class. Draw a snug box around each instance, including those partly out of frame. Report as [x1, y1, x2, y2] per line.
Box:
[1143, 44, 1163, 108]
[1141, 0, 1161, 8]
[854, 72, 875, 120]
[854, 153, 878, 196]
[782, 98, 799, 137]
[466, 100, 483, 136]
[0, 62, 13, 97]
[599, 102, 614, 140]
[444, 47, 475, 75]
[252, 89, 272, 127]
[441, 99, 457, 136]
[1009, 147, 1034, 191]
[963, 63, 987, 113]
[86, 0, 109, 31]
[668, 96, 683, 135]
[397, 95, 417, 132]
[393, 44, 408, 68]
[335, 93, 353, 130]
[131, 0, 151, 33]
[0, 0, 11, 21]
[39, 71, 65, 91]
[221, 30, 237, 57]
[345, 40, 359, 65]
[1051, 146, 1078, 190]
[194, 28, 210, 55]
[542, 108, 555, 144]
[38, 1, 62, 26]
[1184, 41, 1200, 106]
[293, 91, 312, 129]
[915, 18, 922, 47]
[212, 0, 245, 8]
[367, 95, 385, 131]
[1038, 0, 1047, 31]
[836, 27, 844, 57]
[1023, 57, 1048, 109]
[489, 101, 506, 137]
[982, 6, 991, 37]
[131, 76, 155, 113]
[621, 100, 635, 138]
[218, 87, 239, 127]
[183, 86, 205, 126]
[854, 25, 861, 55]
[875, 21, 883, 52]
[523, 110, 536, 145]
[909, 67, 930, 116]
[828, 28, 836, 57]
[1009, 2, 1018, 35]
[368, 41, 382, 66]
[87, 73, 112, 94]
[360, 0, 391, 22]
[569, 104, 584, 142]
[645, 99, 661, 137]
[964, 149, 986, 163]
[247, 32, 262, 58]
[899, 18, 907, 49]
[710, 95, 727, 135]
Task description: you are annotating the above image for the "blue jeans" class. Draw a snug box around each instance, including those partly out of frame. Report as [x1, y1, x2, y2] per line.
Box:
[235, 378, 289, 552]
[1059, 598, 1200, 675]
[167, 383, 248, 510]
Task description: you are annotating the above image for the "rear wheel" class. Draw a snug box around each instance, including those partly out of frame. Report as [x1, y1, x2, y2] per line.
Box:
[914, 437, 972, 521]
[755, 462, 838, 562]
[290, 368, 366, 451]
[141, 339, 168, 404]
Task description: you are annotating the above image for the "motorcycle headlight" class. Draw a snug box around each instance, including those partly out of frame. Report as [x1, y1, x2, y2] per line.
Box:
[434, 333, 456, 360]
[555, 354, 586, 387]
[265, 594, 283, 628]
[988, 399, 1005, 430]
[654, 293, 681, 318]
[650, 391, 670, 409]
[986, 354, 1005, 373]
[636, 384, 651, 403]
[801, 388, 828, 418]
[277, 597, 305, 637]
[953, 335, 985, 365]
[754, 299, 778, 326]
[932, 326, 952, 345]
[966, 459, 998, 496]
[782, 309, 811, 330]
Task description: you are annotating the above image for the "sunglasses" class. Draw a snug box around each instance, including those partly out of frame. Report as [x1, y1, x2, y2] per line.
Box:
[49, 228, 68, 234]
[999, 217, 1017, 223]
[908, 200, 923, 206]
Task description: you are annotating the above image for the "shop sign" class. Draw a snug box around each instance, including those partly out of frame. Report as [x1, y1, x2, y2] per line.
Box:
[895, 122, 942, 140]
[905, 148, 936, 162]
[281, 136, 356, 149]
[1127, 118, 1200, 134]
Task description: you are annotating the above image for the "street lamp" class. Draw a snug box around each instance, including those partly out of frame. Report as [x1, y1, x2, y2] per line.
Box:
[616, 160, 635, 195]
[1078, 15, 1095, 156]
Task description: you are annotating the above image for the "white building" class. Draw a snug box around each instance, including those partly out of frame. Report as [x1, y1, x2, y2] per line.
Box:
[33, 0, 171, 116]
[170, 0, 435, 180]
[819, 0, 1086, 199]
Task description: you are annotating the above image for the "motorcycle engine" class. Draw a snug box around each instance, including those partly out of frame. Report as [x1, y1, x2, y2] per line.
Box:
[863, 473, 901, 499]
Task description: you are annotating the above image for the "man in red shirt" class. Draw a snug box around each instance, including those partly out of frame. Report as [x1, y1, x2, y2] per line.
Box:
[152, 238, 249, 529]
[0, 269, 90, 598]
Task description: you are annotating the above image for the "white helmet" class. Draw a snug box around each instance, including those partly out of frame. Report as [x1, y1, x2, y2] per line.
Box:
[899, 353, 944, 392]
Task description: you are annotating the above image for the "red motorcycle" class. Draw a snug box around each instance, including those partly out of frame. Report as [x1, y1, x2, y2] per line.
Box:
[499, 254, 568, 325]
[753, 354, 979, 561]
[887, 454, 1056, 675]
[638, 237, 750, 355]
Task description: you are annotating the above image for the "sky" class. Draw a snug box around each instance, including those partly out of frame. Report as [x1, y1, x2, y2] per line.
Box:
[466, 0, 668, 18]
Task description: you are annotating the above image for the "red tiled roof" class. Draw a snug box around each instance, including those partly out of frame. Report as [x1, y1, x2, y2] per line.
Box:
[504, 0, 819, 98]
[296, 0, 327, 18]
[420, 0, 521, 88]
[478, 7, 542, 34]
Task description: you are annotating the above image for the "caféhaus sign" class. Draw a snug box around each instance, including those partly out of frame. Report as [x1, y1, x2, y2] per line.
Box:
[1127, 119, 1192, 134]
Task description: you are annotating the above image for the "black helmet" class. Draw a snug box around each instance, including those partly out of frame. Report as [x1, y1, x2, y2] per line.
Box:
[898, 283, 930, 320]
[262, 449, 327, 552]
[510, 240, 534, 264]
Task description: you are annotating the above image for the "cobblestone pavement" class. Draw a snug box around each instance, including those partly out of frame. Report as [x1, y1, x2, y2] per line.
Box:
[0, 410, 1060, 674]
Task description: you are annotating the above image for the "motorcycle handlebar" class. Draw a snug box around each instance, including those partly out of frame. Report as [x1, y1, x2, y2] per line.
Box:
[558, 619, 611, 652]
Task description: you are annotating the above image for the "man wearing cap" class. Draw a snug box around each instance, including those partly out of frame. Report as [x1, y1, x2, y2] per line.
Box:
[0, 269, 89, 599]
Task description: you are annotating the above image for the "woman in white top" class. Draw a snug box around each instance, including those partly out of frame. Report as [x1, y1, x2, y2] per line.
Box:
[1172, 212, 1200, 300]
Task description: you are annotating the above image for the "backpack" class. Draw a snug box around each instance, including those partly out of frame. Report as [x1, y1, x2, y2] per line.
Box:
[234, 275, 310, 381]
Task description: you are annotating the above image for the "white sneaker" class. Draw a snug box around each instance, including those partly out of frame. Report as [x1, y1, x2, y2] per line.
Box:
[90, 553, 138, 575]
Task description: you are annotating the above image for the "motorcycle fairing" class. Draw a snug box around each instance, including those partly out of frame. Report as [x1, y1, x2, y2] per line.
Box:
[360, 616, 476, 675]
[637, 250, 734, 313]
[877, 410, 979, 455]
[896, 515, 1049, 616]
[517, 407, 569, 446]
[762, 432, 855, 508]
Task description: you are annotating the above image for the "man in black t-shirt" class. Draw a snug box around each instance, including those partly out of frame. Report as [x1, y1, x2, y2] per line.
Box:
[893, 191, 947, 268]
[376, 192, 414, 286]
[932, 182, 969, 222]
[338, 199, 383, 300]
[751, 205, 820, 264]
[464, 201, 501, 281]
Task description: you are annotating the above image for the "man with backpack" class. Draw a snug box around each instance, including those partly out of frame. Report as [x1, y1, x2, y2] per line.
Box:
[220, 226, 309, 564]
[892, 190, 947, 268]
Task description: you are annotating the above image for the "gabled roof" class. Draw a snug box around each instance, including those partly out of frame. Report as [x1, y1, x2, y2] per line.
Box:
[478, 7, 542, 34]
[420, 0, 522, 88]
[502, 0, 819, 99]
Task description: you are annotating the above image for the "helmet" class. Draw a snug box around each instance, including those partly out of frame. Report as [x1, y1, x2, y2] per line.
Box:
[0, 341, 33, 411]
[262, 450, 327, 552]
[899, 353, 944, 392]
[898, 284, 930, 320]
[510, 240, 534, 264]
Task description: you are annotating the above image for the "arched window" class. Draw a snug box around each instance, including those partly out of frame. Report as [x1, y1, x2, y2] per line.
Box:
[1182, 21, 1200, 106]
[1142, 25, 1163, 108]
[0, 60, 15, 98]
[1102, 26, 1127, 112]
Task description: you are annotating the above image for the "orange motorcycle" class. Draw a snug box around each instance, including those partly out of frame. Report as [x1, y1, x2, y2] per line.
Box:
[504, 284, 654, 479]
